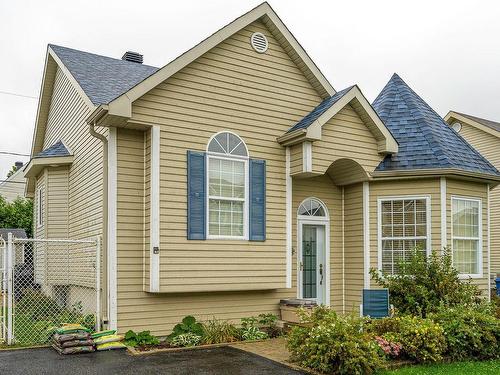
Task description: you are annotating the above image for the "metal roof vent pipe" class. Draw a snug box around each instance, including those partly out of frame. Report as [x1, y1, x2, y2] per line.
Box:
[121, 51, 143, 64]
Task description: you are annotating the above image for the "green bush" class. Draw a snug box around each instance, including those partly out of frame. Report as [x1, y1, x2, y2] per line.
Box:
[429, 304, 500, 360]
[287, 306, 384, 374]
[170, 332, 202, 347]
[202, 317, 240, 344]
[124, 330, 160, 347]
[168, 315, 204, 340]
[16, 290, 62, 320]
[241, 326, 268, 341]
[240, 315, 270, 341]
[491, 293, 500, 319]
[370, 249, 480, 317]
[379, 316, 447, 363]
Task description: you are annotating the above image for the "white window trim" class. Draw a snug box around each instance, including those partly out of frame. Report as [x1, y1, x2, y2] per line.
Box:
[451, 196, 483, 278]
[377, 195, 432, 273]
[37, 187, 43, 228]
[206, 131, 249, 240]
[296, 197, 330, 306]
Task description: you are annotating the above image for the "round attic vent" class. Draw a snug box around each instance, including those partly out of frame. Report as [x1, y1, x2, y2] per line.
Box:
[250, 32, 268, 53]
[451, 122, 462, 133]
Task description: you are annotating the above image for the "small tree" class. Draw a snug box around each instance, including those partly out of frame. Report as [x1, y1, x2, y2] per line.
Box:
[370, 249, 481, 317]
[6, 165, 18, 178]
[0, 195, 33, 237]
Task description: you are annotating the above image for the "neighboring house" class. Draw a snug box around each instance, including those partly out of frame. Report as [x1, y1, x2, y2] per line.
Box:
[0, 228, 27, 266]
[22, 2, 500, 336]
[444, 111, 500, 284]
[0, 162, 26, 202]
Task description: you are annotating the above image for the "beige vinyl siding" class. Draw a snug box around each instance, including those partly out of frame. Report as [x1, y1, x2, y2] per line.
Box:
[46, 167, 69, 238]
[343, 183, 364, 313]
[292, 175, 343, 311]
[143, 130, 151, 290]
[312, 105, 383, 175]
[289, 143, 303, 175]
[130, 20, 321, 294]
[34, 173, 46, 285]
[446, 179, 489, 293]
[116, 129, 146, 299]
[42, 67, 103, 242]
[454, 123, 500, 280]
[369, 178, 442, 274]
[115, 19, 324, 334]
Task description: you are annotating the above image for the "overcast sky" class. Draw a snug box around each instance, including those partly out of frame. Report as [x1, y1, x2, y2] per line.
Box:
[1, 0, 499, 180]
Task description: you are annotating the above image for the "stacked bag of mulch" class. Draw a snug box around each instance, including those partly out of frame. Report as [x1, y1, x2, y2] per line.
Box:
[52, 324, 94, 355]
[92, 330, 126, 351]
[52, 325, 127, 354]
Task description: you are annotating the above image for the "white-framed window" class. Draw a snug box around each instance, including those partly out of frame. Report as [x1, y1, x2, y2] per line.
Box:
[206, 131, 249, 239]
[378, 196, 431, 275]
[37, 187, 44, 228]
[451, 197, 482, 277]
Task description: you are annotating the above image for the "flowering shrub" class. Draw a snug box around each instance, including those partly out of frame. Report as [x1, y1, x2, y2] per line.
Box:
[388, 316, 446, 363]
[375, 336, 402, 358]
[287, 307, 385, 374]
[429, 304, 500, 360]
[370, 250, 480, 317]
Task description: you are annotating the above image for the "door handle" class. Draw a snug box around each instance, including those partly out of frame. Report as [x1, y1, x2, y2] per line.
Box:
[319, 263, 323, 285]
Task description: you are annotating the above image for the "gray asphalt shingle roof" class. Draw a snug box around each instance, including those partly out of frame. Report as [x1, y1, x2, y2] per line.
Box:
[34, 140, 70, 158]
[453, 112, 500, 133]
[49, 44, 159, 106]
[0, 229, 27, 240]
[287, 86, 354, 133]
[372, 74, 499, 176]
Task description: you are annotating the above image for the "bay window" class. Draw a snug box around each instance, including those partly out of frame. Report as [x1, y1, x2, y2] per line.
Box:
[451, 197, 481, 276]
[379, 197, 430, 275]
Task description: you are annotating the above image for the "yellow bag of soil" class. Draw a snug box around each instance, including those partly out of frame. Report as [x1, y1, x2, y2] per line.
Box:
[96, 341, 127, 351]
[91, 330, 116, 339]
[94, 334, 124, 345]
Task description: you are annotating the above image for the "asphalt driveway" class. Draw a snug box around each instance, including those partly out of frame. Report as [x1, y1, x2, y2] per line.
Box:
[0, 346, 305, 375]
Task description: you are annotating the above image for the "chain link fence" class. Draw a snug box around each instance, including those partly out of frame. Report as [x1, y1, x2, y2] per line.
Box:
[1, 235, 100, 346]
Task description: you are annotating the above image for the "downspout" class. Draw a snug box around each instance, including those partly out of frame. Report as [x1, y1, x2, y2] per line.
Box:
[88, 122, 108, 327]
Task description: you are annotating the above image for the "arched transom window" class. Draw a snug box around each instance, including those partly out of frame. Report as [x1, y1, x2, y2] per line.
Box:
[298, 198, 328, 218]
[207, 132, 249, 238]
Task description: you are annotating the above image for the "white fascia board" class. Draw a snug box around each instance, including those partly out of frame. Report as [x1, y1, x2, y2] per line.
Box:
[150, 126, 161, 292]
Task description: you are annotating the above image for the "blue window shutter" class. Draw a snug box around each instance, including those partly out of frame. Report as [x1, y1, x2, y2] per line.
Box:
[187, 151, 206, 240]
[249, 159, 266, 241]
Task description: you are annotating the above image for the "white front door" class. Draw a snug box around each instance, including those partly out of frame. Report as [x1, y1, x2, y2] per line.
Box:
[300, 224, 326, 305]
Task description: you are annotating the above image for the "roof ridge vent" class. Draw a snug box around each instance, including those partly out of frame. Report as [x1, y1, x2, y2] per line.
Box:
[122, 51, 143, 64]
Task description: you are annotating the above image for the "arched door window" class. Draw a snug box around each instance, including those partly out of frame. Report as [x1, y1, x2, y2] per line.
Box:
[298, 198, 328, 218]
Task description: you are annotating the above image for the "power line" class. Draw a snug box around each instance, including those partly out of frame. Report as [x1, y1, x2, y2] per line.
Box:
[0, 151, 30, 157]
[0, 90, 38, 100]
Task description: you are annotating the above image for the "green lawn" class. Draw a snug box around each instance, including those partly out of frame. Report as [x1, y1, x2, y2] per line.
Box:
[380, 360, 500, 375]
